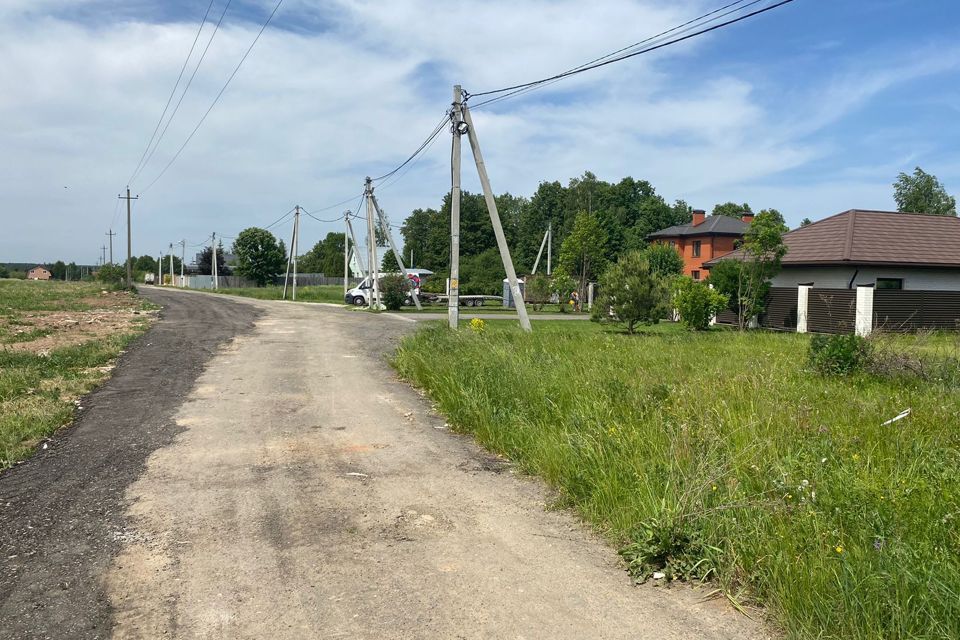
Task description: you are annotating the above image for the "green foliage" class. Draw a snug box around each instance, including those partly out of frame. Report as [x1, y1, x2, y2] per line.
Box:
[379, 274, 408, 310]
[50, 260, 66, 280]
[380, 249, 396, 273]
[0, 264, 9, 278]
[197, 245, 230, 277]
[711, 201, 752, 218]
[133, 255, 157, 273]
[809, 334, 872, 374]
[95, 264, 125, 285]
[593, 251, 669, 333]
[893, 167, 957, 216]
[525, 274, 552, 311]
[231, 227, 285, 286]
[672, 277, 728, 331]
[620, 508, 717, 583]
[559, 211, 607, 297]
[800, 217, 813, 227]
[394, 325, 960, 639]
[643, 243, 684, 277]
[460, 248, 505, 295]
[299, 232, 345, 275]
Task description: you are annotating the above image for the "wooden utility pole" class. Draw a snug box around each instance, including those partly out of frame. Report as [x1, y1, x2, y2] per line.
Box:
[118, 187, 138, 288]
[364, 178, 381, 310]
[461, 100, 532, 331]
[106, 229, 116, 265]
[449, 85, 464, 329]
[370, 194, 422, 310]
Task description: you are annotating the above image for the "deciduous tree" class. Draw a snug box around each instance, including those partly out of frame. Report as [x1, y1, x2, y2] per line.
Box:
[231, 228, 284, 286]
[893, 167, 957, 216]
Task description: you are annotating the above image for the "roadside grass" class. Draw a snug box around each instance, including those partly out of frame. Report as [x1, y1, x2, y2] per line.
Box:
[210, 285, 345, 304]
[0, 280, 154, 469]
[393, 323, 960, 639]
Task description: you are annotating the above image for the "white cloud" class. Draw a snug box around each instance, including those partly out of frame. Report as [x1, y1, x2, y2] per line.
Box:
[1, 1, 958, 263]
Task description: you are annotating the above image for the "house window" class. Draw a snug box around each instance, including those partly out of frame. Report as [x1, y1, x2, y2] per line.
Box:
[692, 270, 701, 280]
[669, 240, 676, 248]
[876, 278, 903, 290]
[692, 241, 701, 257]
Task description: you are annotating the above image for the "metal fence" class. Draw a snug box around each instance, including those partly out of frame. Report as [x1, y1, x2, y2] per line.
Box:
[874, 290, 960, 331]
[181, 274, 362, 289]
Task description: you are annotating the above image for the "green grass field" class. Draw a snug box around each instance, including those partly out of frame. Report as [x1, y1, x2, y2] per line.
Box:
[394, 321, 960, 639]
[0, 280, 153, 468]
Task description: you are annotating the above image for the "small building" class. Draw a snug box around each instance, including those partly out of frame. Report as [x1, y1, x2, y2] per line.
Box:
[705, 209, 960, 332]
[27, 266, 52, 280]
[647, 209, 753, 280]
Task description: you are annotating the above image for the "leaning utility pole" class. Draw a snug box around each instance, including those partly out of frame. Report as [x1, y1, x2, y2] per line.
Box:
[370, 195, 422, 310]
[282, 206, 301, 301]
[106, 229, 116, 265]
[345, 215, 366, 276]
[118, 187, 138, 288]
[364, 178, 382, 310]
[460, 94, 532, 331]
[448, 85, 464, 329]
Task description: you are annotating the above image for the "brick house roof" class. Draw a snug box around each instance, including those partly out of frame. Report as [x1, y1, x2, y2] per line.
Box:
[647, 215, 749, 238]
[705, 209, 960, 268]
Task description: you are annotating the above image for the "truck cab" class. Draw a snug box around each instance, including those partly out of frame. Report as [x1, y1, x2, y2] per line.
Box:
[344, 269, 433, 306]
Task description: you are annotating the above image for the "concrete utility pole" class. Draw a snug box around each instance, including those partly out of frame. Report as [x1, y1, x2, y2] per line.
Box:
[119, 187, 138, 288]
[101, 245, 107, 266]
[345, 215, 366, 275]
[106, 229, 116, 265]
[461, 99, 532, 332]
[370, 195, 422, 310]
[180, 239, 186, 286]
[547, 221, 552, 276]
[211, 233, 219, 290]
[157, 253, 162, 283]
[169, 243, 174, 286]
[282, 206, 301, 300]
[364, 178, 382, 310]
[343, 212, 351, 298]
[448, 85, 464, 329]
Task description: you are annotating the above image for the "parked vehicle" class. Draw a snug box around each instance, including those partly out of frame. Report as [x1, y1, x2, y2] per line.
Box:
[345, 269, 433, 306]
[144, 273, 156, 285]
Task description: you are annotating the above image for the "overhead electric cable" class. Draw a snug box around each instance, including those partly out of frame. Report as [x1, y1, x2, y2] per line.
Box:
[369, 114, 449, 183]
[467, 0, 794, 105]
[126, 0, 217, 186]
[264, 207, 296, 230]
[138, 0, 284, 195]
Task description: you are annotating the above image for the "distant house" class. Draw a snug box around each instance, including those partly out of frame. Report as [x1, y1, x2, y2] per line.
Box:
[647, 209, 753, 280]
[705, 209, 960, 331]
[27, 266, 52, 280]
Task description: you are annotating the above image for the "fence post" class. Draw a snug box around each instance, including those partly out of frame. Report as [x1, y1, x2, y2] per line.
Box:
[797, 284, 811, 333]
[855, 285, 874, 337]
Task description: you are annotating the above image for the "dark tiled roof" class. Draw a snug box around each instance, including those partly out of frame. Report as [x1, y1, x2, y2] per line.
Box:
[705, 209, 960, 268]
[648, 215, 749, 238]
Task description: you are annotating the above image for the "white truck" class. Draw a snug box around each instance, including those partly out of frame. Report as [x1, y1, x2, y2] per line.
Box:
[344, 269, 502, 307]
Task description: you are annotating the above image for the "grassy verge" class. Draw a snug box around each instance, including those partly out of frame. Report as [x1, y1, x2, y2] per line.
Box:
[0, 279, 155, 468]
[209, 285, 345, 304]
[393, 322, 960, 639]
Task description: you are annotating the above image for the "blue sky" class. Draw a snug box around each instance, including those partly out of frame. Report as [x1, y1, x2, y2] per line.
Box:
[1, 0, 958, 264]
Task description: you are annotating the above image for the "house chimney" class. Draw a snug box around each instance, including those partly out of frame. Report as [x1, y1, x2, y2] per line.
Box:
[692, 209, 706, 226]
[741, 211, 754, 223]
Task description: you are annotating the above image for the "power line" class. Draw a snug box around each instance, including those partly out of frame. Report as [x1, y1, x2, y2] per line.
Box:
[369, 114, 449, 183]
[138, 0, 284, 195]
[264, 207, 296, 230]
[467, 0, 794, 106]
[126, 0, 218, 186]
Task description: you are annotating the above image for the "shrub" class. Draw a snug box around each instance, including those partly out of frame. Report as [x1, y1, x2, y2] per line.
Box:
[95, 264, 125, 286]
[672, 277, 728, 330]
[808, 333, 872, 374]
[525, 274, 551, 311]
[643, 243, 684, 277]
[593, 251, 670, 333]
[379, 274, 408, 310]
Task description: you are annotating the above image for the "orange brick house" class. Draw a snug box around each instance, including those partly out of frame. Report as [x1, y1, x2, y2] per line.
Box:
[27, 265, 52, 280]
[647, 210, 752, 280]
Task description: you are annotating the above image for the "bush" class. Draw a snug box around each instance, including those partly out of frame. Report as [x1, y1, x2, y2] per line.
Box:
[0, 264, 9, 278]
[672, 277, 728, 330]
[593, 251, 670, 333]
[643, 243, 684, 277]
[95, 264, 126, 286]
[379, 274, 408, 310]
[525, 274, 551, 311]
[808, 333, 872, 374]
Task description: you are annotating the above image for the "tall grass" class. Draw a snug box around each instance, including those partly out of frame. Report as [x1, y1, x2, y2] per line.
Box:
[394, 324, 960, 639]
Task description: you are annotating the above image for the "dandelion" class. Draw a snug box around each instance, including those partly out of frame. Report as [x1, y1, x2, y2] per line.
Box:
[712, 485, 718, 492]
[469, 318, 486, 334]
[852, 453, 861, 462]
[835, 545, 844, 554]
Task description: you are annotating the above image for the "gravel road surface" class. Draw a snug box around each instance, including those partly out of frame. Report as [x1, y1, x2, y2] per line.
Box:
[1, 289, 767, 639]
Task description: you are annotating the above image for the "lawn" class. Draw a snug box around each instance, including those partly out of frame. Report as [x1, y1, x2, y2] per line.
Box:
[393, 321, 960, 639]
[210, 284, 345, 304]
[0, 279, 155, 468]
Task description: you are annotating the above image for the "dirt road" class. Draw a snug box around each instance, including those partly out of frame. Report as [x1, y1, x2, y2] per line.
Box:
[2, 289, 766, 639]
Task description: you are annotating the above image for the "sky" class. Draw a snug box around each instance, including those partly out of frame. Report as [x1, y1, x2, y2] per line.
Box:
[2, 0, 959, 265]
